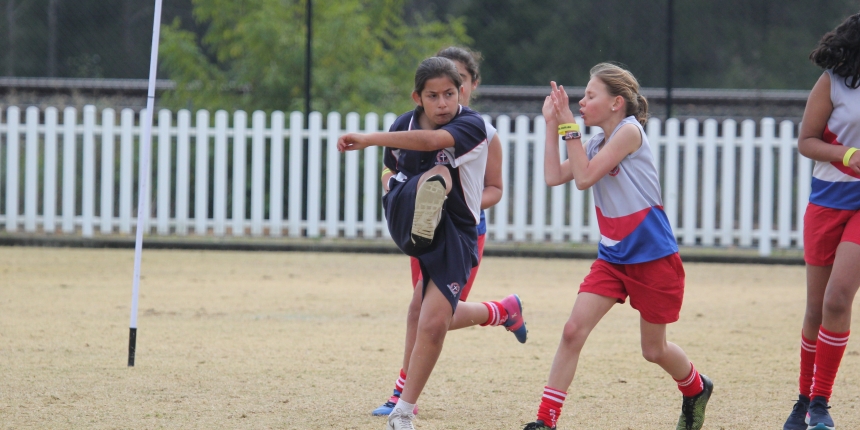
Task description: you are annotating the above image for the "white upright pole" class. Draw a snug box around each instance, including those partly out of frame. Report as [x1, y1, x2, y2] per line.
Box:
[129, 0, 164, 367]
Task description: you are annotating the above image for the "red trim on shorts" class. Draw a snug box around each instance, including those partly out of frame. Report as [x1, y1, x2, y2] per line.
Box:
[579, 253, 685, 324]
[803, 203, 860, 266]
[411, 233, 485, 302]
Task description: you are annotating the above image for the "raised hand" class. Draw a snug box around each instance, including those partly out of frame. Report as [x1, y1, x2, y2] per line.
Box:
[550, 81, 576, 125]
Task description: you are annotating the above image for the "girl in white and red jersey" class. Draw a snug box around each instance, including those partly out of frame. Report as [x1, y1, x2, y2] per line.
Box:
[372, 47, 526, 418]
[521, 64, 712, 430]
[783, 13, 860, 430]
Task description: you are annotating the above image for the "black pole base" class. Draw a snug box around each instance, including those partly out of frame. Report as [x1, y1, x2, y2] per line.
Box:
[128, 327, 137, 367]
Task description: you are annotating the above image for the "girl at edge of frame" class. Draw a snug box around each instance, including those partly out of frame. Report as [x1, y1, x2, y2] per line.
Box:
[521, 63, 712, 430]
[337, 56, 489, 430]
[782, 12, 860, 430]
[372, 46, 528, 418]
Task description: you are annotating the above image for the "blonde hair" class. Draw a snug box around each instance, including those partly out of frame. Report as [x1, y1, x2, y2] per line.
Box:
[590, 63, 649, 125]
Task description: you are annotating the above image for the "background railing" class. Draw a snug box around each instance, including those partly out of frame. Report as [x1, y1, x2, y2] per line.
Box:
[0, 106, 811, 256]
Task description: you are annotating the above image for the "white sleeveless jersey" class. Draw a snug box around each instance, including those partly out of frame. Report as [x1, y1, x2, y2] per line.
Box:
[586, 116, 678, 264]
[810, 70, 860, 210]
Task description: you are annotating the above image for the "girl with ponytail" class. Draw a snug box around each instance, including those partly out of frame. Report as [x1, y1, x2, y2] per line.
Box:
[522, 63, 713, 430]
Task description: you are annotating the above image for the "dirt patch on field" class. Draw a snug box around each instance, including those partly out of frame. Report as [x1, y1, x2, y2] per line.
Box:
[0, 247, 857, 429]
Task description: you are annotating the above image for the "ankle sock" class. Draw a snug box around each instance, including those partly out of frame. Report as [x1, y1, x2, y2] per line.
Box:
[480, 301, 508, 326]
[536, 386, 566, 428]
[674, 362, 704, 397]
[393, 398, 416, 416]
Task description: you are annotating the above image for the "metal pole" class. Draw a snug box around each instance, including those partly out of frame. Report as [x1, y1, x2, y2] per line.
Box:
[666, 0, 674, 120]
[129, 0, 163, 367]
[305, 0, 312, 119]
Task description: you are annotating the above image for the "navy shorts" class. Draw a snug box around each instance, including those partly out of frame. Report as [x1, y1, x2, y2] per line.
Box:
[383, 174, 478, 313]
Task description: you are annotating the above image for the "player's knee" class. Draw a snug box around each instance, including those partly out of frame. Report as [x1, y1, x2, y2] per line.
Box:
[560, 320, 588, 350]
[641, 344, 666, 363]
[418, 314, 449, 344]
[822, 287, 854, 316]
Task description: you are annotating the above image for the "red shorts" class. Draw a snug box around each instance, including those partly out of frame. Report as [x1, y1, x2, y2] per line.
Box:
[411, 233, 486, 302]
[803, 203, 860, 266]
[579, 253, 685, 324]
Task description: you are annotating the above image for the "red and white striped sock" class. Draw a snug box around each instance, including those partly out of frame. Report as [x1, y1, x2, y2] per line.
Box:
[674, 362, 704, 397]
[810, 326, 850, 402]
[536, 386, 566, 428]
[389, 369, 407, 403]
[799, 333, 817, 398]
[480, 301, 508, 326]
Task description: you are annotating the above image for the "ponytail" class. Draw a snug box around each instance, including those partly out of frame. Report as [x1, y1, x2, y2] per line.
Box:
[590, 62, 649, 125]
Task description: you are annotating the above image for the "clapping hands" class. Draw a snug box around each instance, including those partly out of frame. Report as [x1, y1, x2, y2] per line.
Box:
[542, 81, 577, 126]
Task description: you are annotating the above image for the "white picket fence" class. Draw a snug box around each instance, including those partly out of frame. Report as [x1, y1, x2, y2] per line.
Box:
[0, 105, 811, 256]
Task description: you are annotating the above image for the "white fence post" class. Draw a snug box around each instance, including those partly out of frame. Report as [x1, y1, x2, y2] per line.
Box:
[701, 119, 718, 246]
[288, 111, 304, 238]
[156, 109, 172, 235]
[682, 118, 699, 245]
[777, 120, 795, 248]
[24, 107, 39, 233]
[325, 112, 341, 238]
[758, 118, 775, 256]
[343, 113, 360, 239]
[720, 119, 737, 246]
[362, 113, 379, 239]
[269, 111, 285, 237]
[232, 110, 248, 237]
[6, 106, 20, 232]
[119, 109, 135, 234]
[82, 106, 96, 237]
[43, 107, 59, 233]
[307, 112, 323, 238]
[532, 117, 547, 242]
[213, 110, 228, 236]
[739, 120, 756, 247]
[61, 107, 78, 233]
[250, 110, 266, 237]
[664, 118, 680, 235]
[100, 108, 116, 234]
[493, 115, 511, 242]
[175, 109, 191, 235]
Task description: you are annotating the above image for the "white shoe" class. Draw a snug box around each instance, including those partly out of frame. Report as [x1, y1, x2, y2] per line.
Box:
[386, 406, 416, 430]
[411, 175, 446, 248]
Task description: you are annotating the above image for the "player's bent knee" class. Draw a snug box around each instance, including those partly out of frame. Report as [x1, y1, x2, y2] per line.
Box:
[641, 346, 666, 363]
[560, 321, 588, 349]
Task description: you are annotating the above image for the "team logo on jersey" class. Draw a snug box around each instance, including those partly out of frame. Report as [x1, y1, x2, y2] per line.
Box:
[447, 282, 461, 296]
[435, 151, 450, 165]
[609, 165, 621, 176]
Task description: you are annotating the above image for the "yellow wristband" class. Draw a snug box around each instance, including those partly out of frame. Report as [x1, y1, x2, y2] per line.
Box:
[558, 123, 580, 135]
[381, 167, 392, 180]
[844, 147, 858, 167]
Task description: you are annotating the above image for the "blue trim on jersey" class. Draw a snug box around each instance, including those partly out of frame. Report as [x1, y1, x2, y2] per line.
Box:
[810, 177, 860, 210]
[598, 207, 678, 264]
[476, 210, 487, 235]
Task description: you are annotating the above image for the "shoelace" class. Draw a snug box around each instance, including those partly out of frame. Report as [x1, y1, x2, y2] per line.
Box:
[393, 409, 415, 429]
[808, 402, 831, 415]
[681, 396, 696, 426]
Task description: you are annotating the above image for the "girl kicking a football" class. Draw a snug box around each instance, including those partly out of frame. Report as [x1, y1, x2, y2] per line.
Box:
[522, 63, 712, 430]
[372, 46, 526, 418]
[338, 56, 491, 430]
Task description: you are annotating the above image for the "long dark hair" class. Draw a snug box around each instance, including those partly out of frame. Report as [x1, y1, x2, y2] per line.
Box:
[810, 12, 860, 89]
[414, 56, 462, 94]
[436, 46, 482, 84]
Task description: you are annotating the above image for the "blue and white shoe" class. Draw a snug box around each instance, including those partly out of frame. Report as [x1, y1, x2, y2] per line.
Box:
[806, 396, 835, 430]
[782, 394, 809, 430]
[372, 390, 418, 416]
[501, 294, 527, 343]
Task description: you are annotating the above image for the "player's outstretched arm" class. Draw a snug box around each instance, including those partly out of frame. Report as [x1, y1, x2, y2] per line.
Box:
[338, 129, 455, 153]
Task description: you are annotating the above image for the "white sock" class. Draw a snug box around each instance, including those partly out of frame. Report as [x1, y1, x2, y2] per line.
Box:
[393, 398, 416, 415]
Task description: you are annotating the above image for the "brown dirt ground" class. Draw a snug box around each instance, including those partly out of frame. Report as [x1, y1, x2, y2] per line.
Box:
[0, 247, 858, 430]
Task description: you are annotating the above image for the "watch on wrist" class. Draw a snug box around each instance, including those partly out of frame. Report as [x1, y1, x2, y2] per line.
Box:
[561, 130, 581, 140]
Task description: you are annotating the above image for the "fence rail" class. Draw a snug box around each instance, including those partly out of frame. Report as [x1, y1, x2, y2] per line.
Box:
[0, 106, 811, 256]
